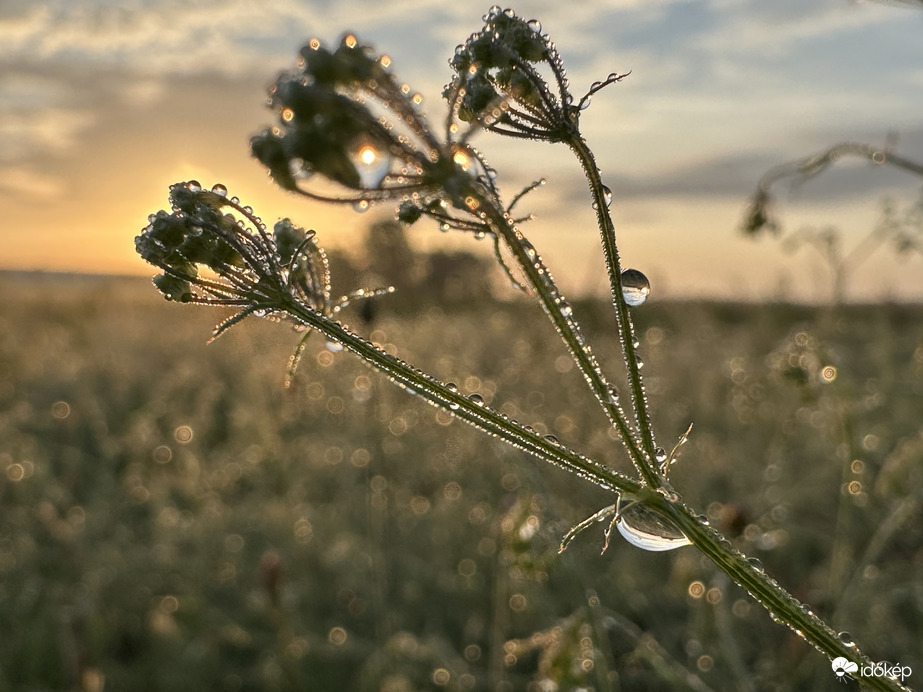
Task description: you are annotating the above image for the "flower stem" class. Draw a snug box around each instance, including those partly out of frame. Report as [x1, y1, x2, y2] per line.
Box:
[567, 134, 661, 487]
[657, 496, 913, 692]
[280, 296, 641, 497]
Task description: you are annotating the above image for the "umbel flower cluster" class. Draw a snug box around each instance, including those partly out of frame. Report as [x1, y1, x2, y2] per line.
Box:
[134, 181, 389, 346]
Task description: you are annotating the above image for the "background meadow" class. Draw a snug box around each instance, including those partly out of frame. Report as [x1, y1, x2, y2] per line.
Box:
[1, 234, 921, 689]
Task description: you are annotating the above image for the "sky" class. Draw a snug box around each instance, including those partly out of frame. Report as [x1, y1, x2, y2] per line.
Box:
[1, 0, 921, 301]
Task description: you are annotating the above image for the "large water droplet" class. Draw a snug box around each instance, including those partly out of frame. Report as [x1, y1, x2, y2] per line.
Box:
[350, 140, 391, 188]
[620, 268, 650, 306]
[602, 185, 612, 208]
[837, 632, 856, 648]
[211, 183, 228, 197]
[616, 501, 691, 551]
[186, 180, 201, 192]
[527, 19, 542, 33]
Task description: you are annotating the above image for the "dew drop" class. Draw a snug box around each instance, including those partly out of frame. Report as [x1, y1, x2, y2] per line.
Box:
[349, 140, 392, 188]
[353, 199, 371, 213]
[747, 557, 763, 570]
[620, 268, 650, 306]
[186, 180, 201, 192]
[654, 447, 667, 464]
[602, 185, 612, 208]
[527, 19, 542, 33]
[468, 393, 484, 406]
[543, 434, 558, 444]
[616, 501, 691, 552]
[837, 632, 856, 648]
[211, 183, 228, 197]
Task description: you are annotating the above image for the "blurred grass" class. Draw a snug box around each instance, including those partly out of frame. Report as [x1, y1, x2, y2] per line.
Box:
[0, 271, 921, 691]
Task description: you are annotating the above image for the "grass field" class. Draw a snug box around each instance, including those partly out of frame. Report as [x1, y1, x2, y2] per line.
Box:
[1, 270, 921, 691]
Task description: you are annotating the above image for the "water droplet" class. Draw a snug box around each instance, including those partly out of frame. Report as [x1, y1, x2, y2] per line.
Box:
[543, 434, 558, 444]
[289, 157, 313, 180]
[353, 199, 371, 213]
[468, 393, 484, 406]
[602, 185, 612, 208]
[654, 447, 667, 464]
[527, 19, 542, 33]
[186, 180, 201, 192]
[616, 501, 691, 552]
[747, 557, 763, 570]
[620, 268, 650, 306]
[211, 183, 228, 197]
[837, 632, 856, 648]
[349, 140, 391, 188]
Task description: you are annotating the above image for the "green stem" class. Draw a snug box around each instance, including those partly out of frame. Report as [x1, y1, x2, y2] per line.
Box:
[567, 134, 661, 487]
[281, 279, 910, 690]
[461, 185, 650, 478]
[657, 495, 913, 692]
[550, 130, 906, 690]
[282, 296, 641, 498]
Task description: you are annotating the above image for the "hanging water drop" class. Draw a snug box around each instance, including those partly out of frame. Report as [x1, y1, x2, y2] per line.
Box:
[211, 183, 228, 197]
[353, 199, 371, 213]
[325, 341, 344, 353]
[349, 139, 392, 188]
[620, 268, 650, 306]
[837, 632, 856, 648]
[616, 501, 691, 552]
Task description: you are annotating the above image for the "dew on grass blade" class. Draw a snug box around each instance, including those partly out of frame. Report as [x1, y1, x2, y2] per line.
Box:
[616, 500, 691, 551]
[211, 183, 228, 197]
[620, 269, 650, 306]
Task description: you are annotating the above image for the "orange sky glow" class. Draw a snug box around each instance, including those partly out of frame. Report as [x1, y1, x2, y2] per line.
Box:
[1, 1, 921, 302]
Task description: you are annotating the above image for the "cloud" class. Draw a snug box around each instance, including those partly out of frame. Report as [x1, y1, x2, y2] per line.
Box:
[0, 166, 65, 199]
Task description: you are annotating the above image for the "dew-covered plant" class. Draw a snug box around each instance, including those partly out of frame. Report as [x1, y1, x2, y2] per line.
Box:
[743, 141, 923, 304]
[135, 8, 913, 690]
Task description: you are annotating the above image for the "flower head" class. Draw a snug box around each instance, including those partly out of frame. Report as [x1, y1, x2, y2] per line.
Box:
[135, 181, 390, 345]
[251, 33, 519, 241]
[445, 7, 628, 142]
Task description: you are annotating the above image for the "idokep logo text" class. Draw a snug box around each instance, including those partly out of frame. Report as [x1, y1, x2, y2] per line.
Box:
[832, 657, 912, 684]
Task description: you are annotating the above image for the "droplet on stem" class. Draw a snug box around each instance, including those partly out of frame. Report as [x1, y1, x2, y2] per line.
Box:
[616, 501, 691, 552]
[211, 183, 228, 197]
[620, 268, 650, 306]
